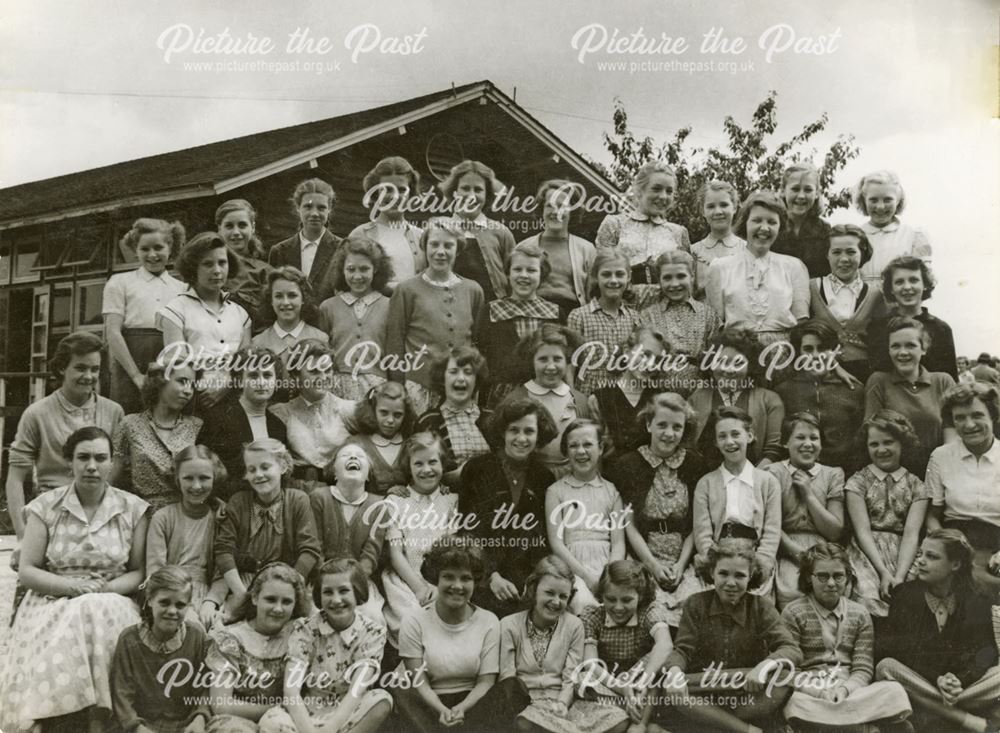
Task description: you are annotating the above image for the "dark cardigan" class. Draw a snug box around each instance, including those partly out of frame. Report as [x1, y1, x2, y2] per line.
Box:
[199, 394, 288, 499]
[604, 447, 705, 539]
[876, 579, 998, 687]
[214, 488, 321, 579]
[309, 488, 386, 578]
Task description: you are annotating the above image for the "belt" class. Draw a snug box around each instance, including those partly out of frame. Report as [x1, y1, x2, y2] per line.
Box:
[719, 522, 758, 541]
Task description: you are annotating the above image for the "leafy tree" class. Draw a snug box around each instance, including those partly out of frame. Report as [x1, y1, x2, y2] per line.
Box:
[589, 91, 861, 242]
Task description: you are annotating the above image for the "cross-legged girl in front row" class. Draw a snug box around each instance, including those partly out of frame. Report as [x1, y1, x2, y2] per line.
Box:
[111, 566, 210, 733]
[546, 419, 627, 612]
[500, 555, 630, 733]
[780, 543, 913, 732]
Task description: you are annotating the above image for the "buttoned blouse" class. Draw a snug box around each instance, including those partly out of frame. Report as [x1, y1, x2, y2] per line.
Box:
[156, 288, 250, 359]
[25, 483, 149, 580]
[706, 248, 809, 332]
[251, 321, 329, 364]
[595, 211, 691, 266]
[845, 465, 927, 534]
[269, 393, 355, 469]
[691, 233, 745, 292]
[926, 439, 1000, 527]
[318, 291, 390, 376]
[859, 219, 933, 285]
[102, 267, 186, 328]
[766, 460, 845, 534]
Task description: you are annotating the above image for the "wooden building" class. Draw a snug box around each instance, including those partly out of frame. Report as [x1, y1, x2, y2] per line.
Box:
[0, 80, 620, 443]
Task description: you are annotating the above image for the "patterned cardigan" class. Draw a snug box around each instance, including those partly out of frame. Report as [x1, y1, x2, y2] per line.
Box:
[781, 595, 874, 692]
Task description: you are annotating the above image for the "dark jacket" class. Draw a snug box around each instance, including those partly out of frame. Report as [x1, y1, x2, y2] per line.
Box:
[876, 579, 998, 687]
[605, 447, 705, 539]
[200, 395, 288, 499]
[267, 229, 342, 304]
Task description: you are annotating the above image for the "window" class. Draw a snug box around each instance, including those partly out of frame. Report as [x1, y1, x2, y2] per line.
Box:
[12, 238, 40, 282]
[65, 221, 110, 273]
[76, 281, 104, 327]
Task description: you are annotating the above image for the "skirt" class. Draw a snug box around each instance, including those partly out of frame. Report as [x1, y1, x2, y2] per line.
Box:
[784, 679, 911, 725]
[111, 327, 163, 414]
[382, 569, 435, 644]
[255, 689, 392, 732]
[646, 530, 705, 626]
[568, 539, 611, 613]
[848, 530, 909, 617]
[0, 590, 141, 732]
[518, 695, 629, 733]
[775, 530, 825, 610]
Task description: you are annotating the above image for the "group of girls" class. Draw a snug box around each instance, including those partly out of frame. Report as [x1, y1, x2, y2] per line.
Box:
[2, 152, 993, 733]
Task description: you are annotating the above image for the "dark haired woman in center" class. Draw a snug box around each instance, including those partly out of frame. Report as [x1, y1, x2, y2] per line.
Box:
[394, 535, 531, 732]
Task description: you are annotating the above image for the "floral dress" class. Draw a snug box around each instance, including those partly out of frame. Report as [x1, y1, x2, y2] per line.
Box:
[635, 447, 706, 625]
[204, 620, 293, 733]
[845, 465, 928, 616]
[0, 484, 149, 732]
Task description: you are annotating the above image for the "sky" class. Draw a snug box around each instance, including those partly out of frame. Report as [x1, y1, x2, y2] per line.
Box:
[1, 0, 997, 352]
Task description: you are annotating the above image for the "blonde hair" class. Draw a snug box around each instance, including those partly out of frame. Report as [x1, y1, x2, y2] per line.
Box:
[854, 170, 906, 215]
[120, 218, 186, 257]
[242, 438, 293, 476]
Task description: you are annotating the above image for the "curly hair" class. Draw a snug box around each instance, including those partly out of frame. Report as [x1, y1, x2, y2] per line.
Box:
[696, 539, 762, 588]
[789, 319, 839, 353]
[330, 236, 393, 294]
[229, 345, 283, 392]
[827, 223, 873, 268]
[797, 542, 854, 595]
[140, 565, 193, 627]
[313, 557, 369, 608]
[595, 559, 655, 610]
[486, 395, 559, 451]
[853, 170, 906, 216]
[421, 534, 486, 584]
[120, 218, 186, 258]
[214, 199, 266, 260]
[257, 265, 320, 326]
[516, 323, 582, 376]
[733, 190, 788, 240]
[860, 409, 920, 456]
[940, 381, 1000, 430]
[881, 255, 936, 303]
[235, 562, 310, 623]
[173, 444, 228, 493]
[174, 232, 244, 287]
[700, 327, 761, 384]
[428, 345, 488, 398]
[521, 555, 576, 609]
[697, 179, 739, 212]
[637, 392, 697, 447]
[141, 362, 198, 412]
[630, 161, 678, 206]
[505, 240, 552, 283]
[242, 438, 294, 477]
[352, 381, 417, 437]
[400, 431, 447, 485]
[886, 316, 931, 352]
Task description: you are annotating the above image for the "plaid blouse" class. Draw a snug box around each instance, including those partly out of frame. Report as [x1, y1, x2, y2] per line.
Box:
[581, 602, 671, 673]
[567, 299, 642, 394]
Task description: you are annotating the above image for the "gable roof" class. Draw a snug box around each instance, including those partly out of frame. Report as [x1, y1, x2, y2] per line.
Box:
[0, 80, 619, 229]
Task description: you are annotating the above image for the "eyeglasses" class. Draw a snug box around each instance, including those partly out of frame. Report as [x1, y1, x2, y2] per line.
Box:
[813, 572, 848, 584]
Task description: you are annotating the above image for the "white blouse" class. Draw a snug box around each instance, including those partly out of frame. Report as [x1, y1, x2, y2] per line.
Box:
[859, 219, 932, 285]
[706, 248, 809, 333]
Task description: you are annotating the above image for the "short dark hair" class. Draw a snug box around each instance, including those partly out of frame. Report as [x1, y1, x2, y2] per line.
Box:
[797, 542, 854, 595]
[941, 382, 1000, 429]
[331, 236, 394, 294]
[861, 409, 920, 454]
[313, 557, 369, 608]
[400, 432, 447, 484]
[559, 418, 604, 456]
[487, 396, 559, 450]
[63, 426, 113, 462]
[257, 266, 319, 326]
[521, 555, 576, 609]
[827, 223, 873, 267]
[733, 190, 788, 240]
[175, 232, 244, 286]
[595, 559, 655, 609]
[50, 331, 103, 382]
[780, 411, 822, 444]
[353, 381, 416, 437]
[789, 320, 839, 353]
[421, 534, 485, 584]
[713, 405, 753, 432]
[881, 255, 935, 303]
[696, 539, 762, 588]
[428, 345, 488, 397]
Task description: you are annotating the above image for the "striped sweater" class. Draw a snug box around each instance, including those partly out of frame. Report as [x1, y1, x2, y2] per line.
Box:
[781, 595, 874, 693]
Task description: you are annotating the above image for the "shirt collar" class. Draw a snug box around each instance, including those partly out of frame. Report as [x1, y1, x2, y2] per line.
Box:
[421, 271, 462, 289]
[781, 459, 821, 477]
[139, 621, 187, 654]
[54, 390, 96, 415]
[709, 591, 748, 625]
[272, 321, 305, 339]
[826, 273, 864, 296]
[525, 380, 570, 397]
[299, 231, 322, 247]
[59, 484, 129, 532]
[563, 474, 603, 489]
[863, 218, 901, 233]
[807, 593, 845, 621]
[441, 402, 480, 419]
[604, 611, 639, 627]
[136, 267, 165, 282]
[371, 433, 404, 447]
[703, 233, 741, 248]
[659, 296, 698, 311]
[627, 210, 668, 225]
[180, 287, 233, 308]
[890, 366, 931, 386]
[315, 610, 365, 646]
[869, 464, 907, 483]
[721, 462, 755, 488]
[638, 444, 686, 470]
[957, 438, 1000, 462]
[339, 291, 381, 307]
[329, 486, 368, 506]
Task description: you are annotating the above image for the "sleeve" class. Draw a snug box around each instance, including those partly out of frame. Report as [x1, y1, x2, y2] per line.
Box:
[580, 605, 602, 644]
[640, 602, 672, 637]
[398, 612, 424, 660]
[677, 224, 692, 252]
[756, 473, 783, 562]
[102, 275, 127, 317]
[789, 258, 810, 320]
[758, 599, 802, 666]
[289, 491, 321, 578]
[286, 617, 314, 668]
[692, 476, 714, 556]
[566, 308, 584, 338]
[214, 496, 241, 574]
[155, 300, 185, 332]
[760, 390, 785, 462]
[874, 588, 903, 663]
[925, 449, 946, 506]
[663, 596, 700, 671]
[469, 282, 485, 345]
[110, 632, 145, 732]
[959, 596, 999, 686]
[267, 242, 282, 268]
[779, 603, 805, 661]
[936, 327, 958, 380]
[204, 628, 242, 674]
[356, 619, 388, 671]
[863, 373, 886, 420]
[7, 404, 41, 467]
[112, 421, 132, 485]
[145, 508, 170, 578]
[908, 474, 929, 502]
[478, 615, 501, 676]
[564, 617, 584, 693]
[827, 467, 846, 502]
[384, 285, 410, 382]
[499, 617, 518, 681]
[595, 215, 621, 249]
[385, 496, 406, 543]
[358, 502, 387, 578]
[846, 609, 875, 692]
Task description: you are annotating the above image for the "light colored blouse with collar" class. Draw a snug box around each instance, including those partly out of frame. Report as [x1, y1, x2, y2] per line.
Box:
[859, 219, 932, 285]
[596, 210, 691, 266]
[706, 247, 810, 332]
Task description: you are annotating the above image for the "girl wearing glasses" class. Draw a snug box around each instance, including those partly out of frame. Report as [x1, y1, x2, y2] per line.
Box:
[780, 543, 913, 731]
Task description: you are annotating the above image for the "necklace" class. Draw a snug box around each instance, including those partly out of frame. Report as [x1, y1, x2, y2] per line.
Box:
[151, 412, 180, 430]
